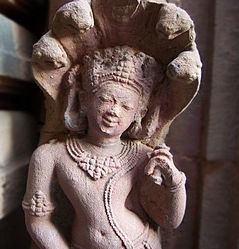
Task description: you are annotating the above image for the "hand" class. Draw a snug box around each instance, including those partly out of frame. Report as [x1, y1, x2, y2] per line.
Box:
[145, 144, 182, 187]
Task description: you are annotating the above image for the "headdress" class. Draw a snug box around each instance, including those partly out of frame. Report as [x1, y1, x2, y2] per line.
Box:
[80, 46, 164, 100]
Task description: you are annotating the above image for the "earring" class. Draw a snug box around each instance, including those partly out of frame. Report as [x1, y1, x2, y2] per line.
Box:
[127, 113, 142, 139]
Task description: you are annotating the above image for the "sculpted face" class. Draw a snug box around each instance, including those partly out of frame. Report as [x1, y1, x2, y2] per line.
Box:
[86, 83, 140, 137]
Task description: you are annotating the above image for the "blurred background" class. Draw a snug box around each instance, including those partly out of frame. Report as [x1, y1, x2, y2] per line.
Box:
[0, 0, 238, 248]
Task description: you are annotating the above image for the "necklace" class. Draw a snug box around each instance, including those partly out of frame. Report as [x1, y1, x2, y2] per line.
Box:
[66, 135, 138, 180]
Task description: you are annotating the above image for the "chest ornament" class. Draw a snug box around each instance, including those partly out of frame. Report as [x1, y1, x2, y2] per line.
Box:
[66, 136, 138, 180]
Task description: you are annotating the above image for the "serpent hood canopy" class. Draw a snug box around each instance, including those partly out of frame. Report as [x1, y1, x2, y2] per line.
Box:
[32, 0, 202, 147]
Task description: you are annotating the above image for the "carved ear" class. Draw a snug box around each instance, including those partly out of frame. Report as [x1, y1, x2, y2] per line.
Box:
[64, 83, 80, 132]
[63, 66, 87, 134]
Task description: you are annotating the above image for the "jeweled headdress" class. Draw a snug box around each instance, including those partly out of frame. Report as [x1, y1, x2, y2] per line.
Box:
[81, 46, 163, 98]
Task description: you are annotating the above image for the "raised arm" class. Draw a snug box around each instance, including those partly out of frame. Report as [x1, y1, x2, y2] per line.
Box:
[140, 144, 186, 229]
[23, 144, 69, 249]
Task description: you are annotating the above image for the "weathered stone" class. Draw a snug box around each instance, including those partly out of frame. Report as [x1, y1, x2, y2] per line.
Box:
[0, 165, 28, 219]
[49, 0, 74, 24]
[0, 14, 35, 82]
[0, 111, 37, 169]
[48, 0, 182, 24]
[34, 0, 202, 145]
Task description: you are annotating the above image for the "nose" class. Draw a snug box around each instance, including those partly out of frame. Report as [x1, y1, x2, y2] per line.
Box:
[108, 104, 120, 117]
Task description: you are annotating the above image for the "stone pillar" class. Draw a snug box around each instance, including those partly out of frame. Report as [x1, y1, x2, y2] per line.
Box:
[165, 0, 215, 248]
[199, 1, 239, 248]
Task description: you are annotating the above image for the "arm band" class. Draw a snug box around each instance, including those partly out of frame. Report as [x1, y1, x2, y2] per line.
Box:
[22, 190, 55, 217]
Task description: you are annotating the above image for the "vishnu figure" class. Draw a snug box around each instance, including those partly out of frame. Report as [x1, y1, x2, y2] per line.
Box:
[22, 46, 187, 249]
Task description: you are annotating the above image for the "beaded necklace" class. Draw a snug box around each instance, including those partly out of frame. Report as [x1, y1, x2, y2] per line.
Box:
[66, 135, 138, 180]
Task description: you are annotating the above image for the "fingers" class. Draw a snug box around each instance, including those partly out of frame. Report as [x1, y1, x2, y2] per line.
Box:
[144, 159, 163, 185]
[154, 143, 169, 150]
[149, 143, 173, 160]
[152, 149, 173, 160]
[145, 144, 182, 186]
[145, 143, 174, 178]
[144, 159, 156, 176]
[145, 152, 172, 176]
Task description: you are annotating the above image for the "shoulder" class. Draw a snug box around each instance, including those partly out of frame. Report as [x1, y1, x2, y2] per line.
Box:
[30, 139, 65, 170]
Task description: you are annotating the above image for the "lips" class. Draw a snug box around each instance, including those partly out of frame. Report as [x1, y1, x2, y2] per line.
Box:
[102, 115, 119, 127]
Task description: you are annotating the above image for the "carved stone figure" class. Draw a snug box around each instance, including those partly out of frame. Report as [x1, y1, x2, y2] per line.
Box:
[23, 1, 202, 249]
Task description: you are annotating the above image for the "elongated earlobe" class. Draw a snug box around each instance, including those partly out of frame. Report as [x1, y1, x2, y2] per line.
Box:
[63, 65, 88, 133]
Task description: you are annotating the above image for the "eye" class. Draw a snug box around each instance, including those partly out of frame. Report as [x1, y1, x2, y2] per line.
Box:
[122, 104, 133, 111]
[99, 96, 111, 102]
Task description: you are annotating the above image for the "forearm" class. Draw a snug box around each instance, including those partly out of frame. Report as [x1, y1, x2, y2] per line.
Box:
[159, 172, 187, 228]
[140, 172, 186, 229]
[26, 216, 69, 249]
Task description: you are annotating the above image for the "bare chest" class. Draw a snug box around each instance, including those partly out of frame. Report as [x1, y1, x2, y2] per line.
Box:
[54, 139, 148, 246]
[55, 155, 139, 215]
[56, 137, 144, 212]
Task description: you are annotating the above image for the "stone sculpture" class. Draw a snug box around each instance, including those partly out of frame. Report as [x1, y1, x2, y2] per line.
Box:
[23, 1, 202, 248]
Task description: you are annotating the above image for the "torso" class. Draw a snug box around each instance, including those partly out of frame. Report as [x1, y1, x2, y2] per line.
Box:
[53, 136, 156, 249]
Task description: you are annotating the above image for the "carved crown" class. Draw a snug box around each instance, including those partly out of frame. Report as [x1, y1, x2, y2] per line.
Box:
[81, 46, 163, 97]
